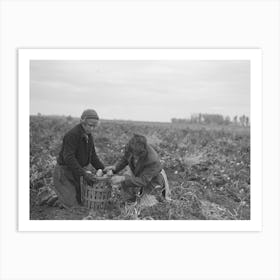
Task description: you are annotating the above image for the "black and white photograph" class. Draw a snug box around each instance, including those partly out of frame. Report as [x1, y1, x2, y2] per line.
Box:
[18, 48, 261, 229]
[2, 1, 280, 280]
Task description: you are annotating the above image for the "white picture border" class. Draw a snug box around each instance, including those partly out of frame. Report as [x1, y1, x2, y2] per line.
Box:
[18, 48, 262, 232]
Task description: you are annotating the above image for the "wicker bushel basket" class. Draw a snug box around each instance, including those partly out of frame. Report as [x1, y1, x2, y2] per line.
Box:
[80, 176, 112, 210]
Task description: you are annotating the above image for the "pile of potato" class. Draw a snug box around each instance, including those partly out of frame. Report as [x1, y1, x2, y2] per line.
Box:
[96, 169, 113, 179]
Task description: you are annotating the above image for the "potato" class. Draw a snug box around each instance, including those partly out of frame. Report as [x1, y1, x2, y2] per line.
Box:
[96, 169, 103, 177]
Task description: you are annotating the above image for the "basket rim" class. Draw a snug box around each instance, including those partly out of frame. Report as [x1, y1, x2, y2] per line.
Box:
[95, 176, 112, 182]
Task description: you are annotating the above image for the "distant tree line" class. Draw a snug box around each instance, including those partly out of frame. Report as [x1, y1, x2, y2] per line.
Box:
[171, 113, 250, 126]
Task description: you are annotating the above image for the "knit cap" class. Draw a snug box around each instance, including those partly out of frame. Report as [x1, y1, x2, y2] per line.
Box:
[81, 109, 99, 120]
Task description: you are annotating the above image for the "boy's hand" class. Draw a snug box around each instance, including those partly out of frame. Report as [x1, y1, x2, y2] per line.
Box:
[106, 170, 114, 176]
[83, 172, 97, 185]
[104, 165, 116, 172]
[104, 165, 116, 176]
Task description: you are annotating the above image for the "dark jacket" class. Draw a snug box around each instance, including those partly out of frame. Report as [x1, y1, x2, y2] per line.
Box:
[115, 144, 164, 190]
[57, 124, 104, 179]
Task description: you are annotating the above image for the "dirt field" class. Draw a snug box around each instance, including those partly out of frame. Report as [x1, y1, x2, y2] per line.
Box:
[30, 115, 250, 220]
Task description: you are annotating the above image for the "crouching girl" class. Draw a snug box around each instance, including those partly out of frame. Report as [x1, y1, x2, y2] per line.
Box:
[104, 134, 171, 203]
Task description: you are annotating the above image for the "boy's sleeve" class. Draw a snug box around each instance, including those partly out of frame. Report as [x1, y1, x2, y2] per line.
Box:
[90, 142, 105, 170]
[63, 134, 85, 177]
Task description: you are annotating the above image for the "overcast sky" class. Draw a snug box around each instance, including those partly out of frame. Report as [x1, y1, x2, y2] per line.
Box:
[30, 60, 250, 122]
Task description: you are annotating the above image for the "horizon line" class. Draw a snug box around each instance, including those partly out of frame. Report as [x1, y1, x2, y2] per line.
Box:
[30, 113, 250, 124]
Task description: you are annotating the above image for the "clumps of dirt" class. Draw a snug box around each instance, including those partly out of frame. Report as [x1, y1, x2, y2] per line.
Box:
[139, 200, 205, 220]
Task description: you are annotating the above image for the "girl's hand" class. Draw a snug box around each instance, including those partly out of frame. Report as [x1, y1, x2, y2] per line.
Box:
[111, 175, 125, 185]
